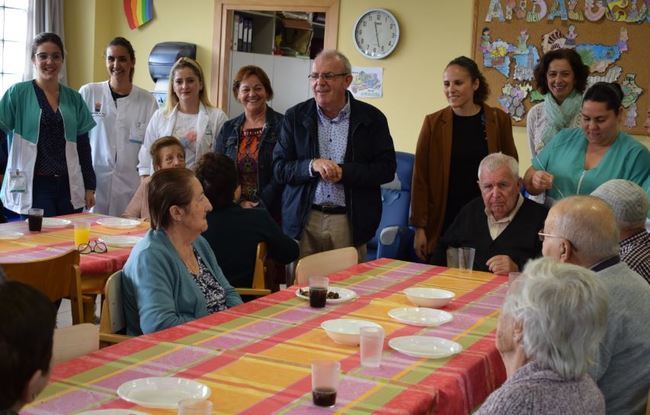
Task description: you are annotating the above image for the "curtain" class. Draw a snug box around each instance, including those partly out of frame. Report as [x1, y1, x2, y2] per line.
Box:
[23, 0, 66, 84]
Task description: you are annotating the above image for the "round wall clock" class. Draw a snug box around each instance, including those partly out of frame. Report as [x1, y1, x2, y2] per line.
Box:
[352, 8, 400, 59]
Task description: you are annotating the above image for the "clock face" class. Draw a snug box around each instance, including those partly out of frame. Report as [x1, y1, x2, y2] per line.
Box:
[353, 9, 400, 59]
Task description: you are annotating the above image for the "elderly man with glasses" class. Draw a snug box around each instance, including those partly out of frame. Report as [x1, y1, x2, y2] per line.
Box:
[541, 195, 650, 415]
[431, 153, 548, 274]
[273, 50, 396, 268]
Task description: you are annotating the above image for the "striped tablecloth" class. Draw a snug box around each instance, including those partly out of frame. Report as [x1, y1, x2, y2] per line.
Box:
[24, 259, 508, 415]
[0, 213, 148, 276]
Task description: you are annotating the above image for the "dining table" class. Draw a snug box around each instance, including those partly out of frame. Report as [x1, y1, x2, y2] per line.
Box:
[0, 212, 149, 320]
[22, 258, 508, 415]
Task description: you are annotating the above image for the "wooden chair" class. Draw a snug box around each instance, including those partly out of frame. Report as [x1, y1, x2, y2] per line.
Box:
[235, 242, 271, 297]
[1, 250, 84, 324]
[294, 247, 358, 286]
[53, 323, 99, 365]
[99, 270, 132, 344]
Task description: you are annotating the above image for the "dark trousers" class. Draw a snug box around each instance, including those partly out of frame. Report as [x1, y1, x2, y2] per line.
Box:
[32, 175, 82, 217]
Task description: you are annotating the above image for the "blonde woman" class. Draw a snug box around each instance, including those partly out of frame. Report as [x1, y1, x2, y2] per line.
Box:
[138, 57, 227, 176]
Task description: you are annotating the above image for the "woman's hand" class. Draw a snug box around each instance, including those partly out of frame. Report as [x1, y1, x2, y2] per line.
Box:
[85, 190, 95, 209]
[523, 166, 553, 195]
[414, 228, 429, 261]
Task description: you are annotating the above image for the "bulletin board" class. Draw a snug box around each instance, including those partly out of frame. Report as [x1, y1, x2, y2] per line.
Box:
[471, 0, 650, 135]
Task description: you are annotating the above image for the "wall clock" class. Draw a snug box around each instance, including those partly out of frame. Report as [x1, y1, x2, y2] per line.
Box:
[352, 8, 400, 59]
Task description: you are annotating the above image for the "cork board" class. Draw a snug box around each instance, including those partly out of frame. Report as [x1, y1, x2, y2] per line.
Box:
[471, 0, 650, 135]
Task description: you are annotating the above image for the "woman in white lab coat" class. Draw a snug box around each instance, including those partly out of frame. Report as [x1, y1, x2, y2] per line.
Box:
[138, 57, 227, 176]
[80, 37, 158, 216]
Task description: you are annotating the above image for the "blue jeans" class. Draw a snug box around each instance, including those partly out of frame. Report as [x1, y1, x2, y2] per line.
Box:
[32, 175, 82, 217]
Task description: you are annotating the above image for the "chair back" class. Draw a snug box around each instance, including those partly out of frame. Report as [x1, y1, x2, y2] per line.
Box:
[367, 151, 415, 260]
[53, 323, 99, 365]
[1, 249, 84, 324]
[235, 242, 271, 297]
[295, 247, 358, 286]
[99, 270, 131, 343]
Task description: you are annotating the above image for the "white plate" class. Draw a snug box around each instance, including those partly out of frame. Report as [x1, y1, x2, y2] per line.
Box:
[78, 410, 150, 415]
[117, 377, 211, 409]
[388, 336, 462, 359]
[321, 319, 382, 345]
[99, 235, 143, 248]
[0, 231, 23, 240]
[295, 286, 357, 304]
[388, 307, 453, 327]
[96, 217, 142, 229]
[25, 217, 72, 228]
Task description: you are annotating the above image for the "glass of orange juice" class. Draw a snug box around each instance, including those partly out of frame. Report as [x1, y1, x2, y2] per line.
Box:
[73, 222, 91, 247]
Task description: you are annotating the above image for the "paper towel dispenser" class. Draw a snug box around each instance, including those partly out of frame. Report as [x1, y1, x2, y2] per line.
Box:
[148, 42, 196, 106]
[148, 41, 197, 82]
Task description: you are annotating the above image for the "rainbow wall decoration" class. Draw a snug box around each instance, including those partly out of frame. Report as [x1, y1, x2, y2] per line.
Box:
[124, 0, 154, 30]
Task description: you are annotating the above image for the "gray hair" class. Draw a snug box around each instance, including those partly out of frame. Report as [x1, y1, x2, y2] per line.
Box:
[551, 196, 620, 264]
[503, 257, 608, 379]
[477, 152, 519, 179]
[315, 49, 352, 74]
[591, 179, 649, 230]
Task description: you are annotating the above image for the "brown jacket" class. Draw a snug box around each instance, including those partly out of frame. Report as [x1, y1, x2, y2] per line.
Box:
[410, 104, 518, 252]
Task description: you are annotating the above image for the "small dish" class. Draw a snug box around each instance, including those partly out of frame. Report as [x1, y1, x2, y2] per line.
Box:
[0, 231, 23, 240]
[388, 336, 462, 359]
[388, 307, 453, 327]
[99, 235, 143, 248]
[117, 377, 211, 409]
[96, 217, 141, 229]
[403, 287, 455, 308]
[25, 218, 72, 228]
[295, 286, 357, 304]
[321, 319, 381, 346]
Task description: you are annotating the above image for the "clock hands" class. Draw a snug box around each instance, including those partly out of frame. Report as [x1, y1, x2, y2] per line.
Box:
[374, 22, 380, 46]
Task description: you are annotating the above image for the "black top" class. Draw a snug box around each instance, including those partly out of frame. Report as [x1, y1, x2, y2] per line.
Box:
[202, 203, 299, 288]
[32, 81, 95, 190]
[442, 109, 488, 235]
[432, 197, 549, 272]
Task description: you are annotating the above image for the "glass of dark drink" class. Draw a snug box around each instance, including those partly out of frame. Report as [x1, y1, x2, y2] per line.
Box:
[308, 276, 329, 308]
[311, 360, 340, 407]
[27, 208, 44, 232]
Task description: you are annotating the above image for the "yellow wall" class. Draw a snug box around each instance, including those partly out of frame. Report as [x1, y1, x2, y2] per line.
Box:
[64, 0, 649, 170]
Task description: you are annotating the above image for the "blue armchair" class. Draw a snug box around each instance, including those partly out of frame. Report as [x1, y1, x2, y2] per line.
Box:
[366, 151, 415, 261]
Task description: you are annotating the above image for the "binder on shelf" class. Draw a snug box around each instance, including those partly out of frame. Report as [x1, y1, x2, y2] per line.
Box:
[237, 15, 245, 51]
[232, 14, 240, 51]
[245, 18, 253, 52]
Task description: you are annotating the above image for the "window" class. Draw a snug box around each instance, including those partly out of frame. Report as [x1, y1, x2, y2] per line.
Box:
[0, 0, 28, 96]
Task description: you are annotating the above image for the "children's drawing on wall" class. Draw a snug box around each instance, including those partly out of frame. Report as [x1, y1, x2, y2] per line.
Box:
[476, 0, 648, 131]
[349, 67, 383, 99]
[480, 27, 512, 78]
[625, 102, 638, 128]
[498, 83, 532, 121]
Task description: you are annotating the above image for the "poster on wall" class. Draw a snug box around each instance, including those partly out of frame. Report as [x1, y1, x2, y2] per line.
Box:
[349, 66, 383, 99]
[124, 0, 154, 30]
[472, 0, 649, 134]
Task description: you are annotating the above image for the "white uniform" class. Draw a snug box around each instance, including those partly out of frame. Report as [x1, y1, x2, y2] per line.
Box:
[137, 103, 228, 176]
[80, 81, 158, 216]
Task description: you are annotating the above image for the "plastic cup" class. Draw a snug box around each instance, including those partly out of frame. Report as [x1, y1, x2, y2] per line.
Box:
[177, 398, 213, 415]
[27, 208, 44, 232]
[73, 222, 91, 247]
[458, 247, 475, 271]
[360, 326, 385, 368]
[446, 247, 459, 268]
[309, 276, 329, 308]
[311, 360, 340, 407]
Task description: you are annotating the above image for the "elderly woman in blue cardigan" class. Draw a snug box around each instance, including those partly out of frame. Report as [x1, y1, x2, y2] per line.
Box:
[122, 167, 242, 335]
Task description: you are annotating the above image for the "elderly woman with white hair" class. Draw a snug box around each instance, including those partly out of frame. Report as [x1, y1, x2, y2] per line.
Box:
[476, 257, 608, 414]
[592, 179, 650, 284]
